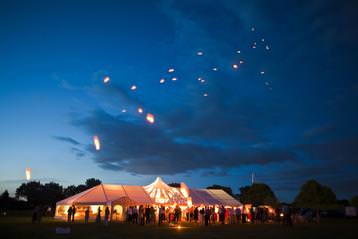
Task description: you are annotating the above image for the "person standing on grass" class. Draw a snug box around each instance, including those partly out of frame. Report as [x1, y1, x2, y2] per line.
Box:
[84, 207, 90, 224]
[128, 206, 133, 223]
[235, 207, 241, 224]
[194, 207, 198, 223]
[37, 206, 43, 223]
[32, 206, 38, 223]
[104, 206, 110, 225]
[71, 205, 76, 222]
[96, 206, 102, 223]
[67, 206, 73, 223]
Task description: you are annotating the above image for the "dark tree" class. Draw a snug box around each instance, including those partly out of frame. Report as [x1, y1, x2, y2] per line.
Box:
[85, 178, 102, 188]
[15, 181, 65, 208]
[15, 181, 44, 206]
[351, 196, 358, 207]
[293, 179, 337, 208]
[42, 182, 64, 207]
[63, 185, 80, 197]
[1, 190, 9, 200]
[238, 183, 278, 206]
[207, 185, 233, 196]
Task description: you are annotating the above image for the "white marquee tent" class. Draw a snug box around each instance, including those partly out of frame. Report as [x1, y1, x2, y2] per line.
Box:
[55, 177, 242, 220]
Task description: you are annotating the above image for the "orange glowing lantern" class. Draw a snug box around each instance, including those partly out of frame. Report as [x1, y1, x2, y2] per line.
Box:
[93, 135, 101, 151]
[146, 113, 155, 124]
[25, 168, 31, 181]
[103, 76, 110, 84]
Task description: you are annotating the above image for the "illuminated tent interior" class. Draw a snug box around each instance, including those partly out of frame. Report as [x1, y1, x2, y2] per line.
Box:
[55, 177, 242, 221]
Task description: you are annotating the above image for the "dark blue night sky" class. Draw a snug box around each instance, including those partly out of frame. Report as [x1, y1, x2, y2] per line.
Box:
[0, 0, 357, 202]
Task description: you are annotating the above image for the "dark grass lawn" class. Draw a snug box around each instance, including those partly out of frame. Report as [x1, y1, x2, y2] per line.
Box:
[1, 213, 357, 239]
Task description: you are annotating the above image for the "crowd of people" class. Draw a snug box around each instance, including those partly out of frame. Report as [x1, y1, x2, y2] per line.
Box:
[39, 204, 295, 226]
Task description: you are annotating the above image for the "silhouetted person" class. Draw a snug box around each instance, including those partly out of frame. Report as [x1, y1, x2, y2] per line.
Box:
[84, 207, 90, 223]
[71, 205, 76, 222]
[96, 206, 102, 223]
[194, 207, 198, 222]
[37, 206, 43, 223]
[104, 206, 110, 225]
[286, 207, 293, 227]
[205, 207, 210, 226]
[67, 206, 73, 222]
[32, 206, 39, 223]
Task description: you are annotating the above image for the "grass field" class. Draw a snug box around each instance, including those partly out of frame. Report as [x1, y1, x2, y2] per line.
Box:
[1, 212, 357, 239]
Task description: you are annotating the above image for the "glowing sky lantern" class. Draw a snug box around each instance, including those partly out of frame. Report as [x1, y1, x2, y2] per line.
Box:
[159, 78, 165, 84]
[103, 76, 110, 84]
[146, 113, 155, 124]
[203, 93, 208, 97]
[239, 60, 244, 64]
[232, 64, 239, 69]
[236, 50, 241, 54]
[212, 67, 218, 71]
[122, 108, 127, 113]
[137, 107, 143, 114]
[265, 45, 270, 50]
[168, 68, 175, 73]
[130, 85, 137, 91]
[200, 79, 205, 84]
[251, 26, 255, 32]
[197, 51, 204, 56]
[171, 77, 177, 81]
[93, 135, 101, 151]
[25, 168, 31, 181]
[261, 38, 265, 42]
[260, 71, 265, 75]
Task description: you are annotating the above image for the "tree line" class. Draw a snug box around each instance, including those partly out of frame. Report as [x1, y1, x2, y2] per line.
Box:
[0, 178, 102, 211]
[1, 178, 358, 213]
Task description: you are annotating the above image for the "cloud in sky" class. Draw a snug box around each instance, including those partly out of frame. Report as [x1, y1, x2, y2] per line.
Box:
[70, 109, 297, 175]
[53, 136, 81, 146]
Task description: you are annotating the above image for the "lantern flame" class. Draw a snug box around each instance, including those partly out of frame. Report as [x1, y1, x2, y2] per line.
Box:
[146, 113, 155, 124]
[159, 78, 165, 84]
[168, 68, 175, 73]
[25, 168, 31, 181]
[130, 85, 137, 91]
[103, 76, 110, 84]
[232, 64, 239, 69]
[93, 135, 101, 151]
[138, 107, 143, 114]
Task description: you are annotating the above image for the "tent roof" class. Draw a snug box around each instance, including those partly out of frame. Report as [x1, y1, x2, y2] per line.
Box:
[143, 177, 186, 204]
[56, 184, 153, 206]
[190, 189, 242, 207]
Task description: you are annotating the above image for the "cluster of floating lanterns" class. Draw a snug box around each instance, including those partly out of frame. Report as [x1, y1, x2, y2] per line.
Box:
[92, 25, 271, 151]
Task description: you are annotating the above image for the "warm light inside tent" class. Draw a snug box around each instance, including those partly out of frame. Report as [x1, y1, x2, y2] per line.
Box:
[187, 197, 192, 208]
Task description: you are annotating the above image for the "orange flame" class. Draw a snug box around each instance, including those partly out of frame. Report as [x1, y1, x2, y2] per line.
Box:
[25, 168, 31, 181]
[146, 113, 155, 124]
[93, 135, 101, 151]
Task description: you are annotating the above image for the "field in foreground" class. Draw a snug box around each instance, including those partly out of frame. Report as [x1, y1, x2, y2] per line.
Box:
[1, 214, 357, 239]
